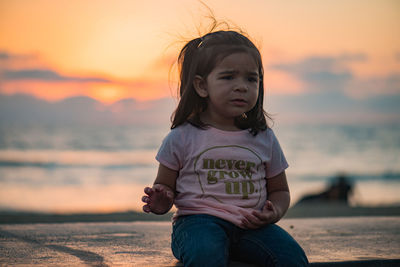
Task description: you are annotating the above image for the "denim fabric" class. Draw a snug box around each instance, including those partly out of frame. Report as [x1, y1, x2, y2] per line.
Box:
[171, 214, 308, 267]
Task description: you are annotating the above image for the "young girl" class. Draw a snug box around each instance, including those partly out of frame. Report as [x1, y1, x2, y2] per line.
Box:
[142, 30, 308, 267]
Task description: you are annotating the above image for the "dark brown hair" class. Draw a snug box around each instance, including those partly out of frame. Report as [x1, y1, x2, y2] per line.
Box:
[171, 30, 271, 135]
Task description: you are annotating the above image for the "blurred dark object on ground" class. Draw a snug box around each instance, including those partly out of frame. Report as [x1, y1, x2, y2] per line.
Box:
[297, 174, 353, 205]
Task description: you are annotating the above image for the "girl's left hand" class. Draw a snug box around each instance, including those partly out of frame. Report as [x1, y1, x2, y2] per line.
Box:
[241, 200, 279, 229]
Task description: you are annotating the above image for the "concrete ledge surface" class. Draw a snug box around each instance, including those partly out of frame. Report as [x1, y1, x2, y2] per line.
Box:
[310, 259, 400, 267]
[0, 216, 399, 266]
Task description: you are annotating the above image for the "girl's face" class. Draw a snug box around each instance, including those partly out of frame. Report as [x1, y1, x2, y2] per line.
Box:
[194, 52, 260, 130]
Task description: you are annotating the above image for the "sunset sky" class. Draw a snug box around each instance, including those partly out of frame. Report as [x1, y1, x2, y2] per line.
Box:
[1, 0, 399, 123]
[0, 0, 399, 214]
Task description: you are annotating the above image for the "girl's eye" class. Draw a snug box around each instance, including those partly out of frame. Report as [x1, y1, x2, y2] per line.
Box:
[221, 76, 233, 80]
[248, 77, 258, 83]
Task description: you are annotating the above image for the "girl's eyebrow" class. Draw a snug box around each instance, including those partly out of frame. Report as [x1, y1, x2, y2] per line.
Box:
[247, 71, 259, 77]
[218, 70, 259, 76]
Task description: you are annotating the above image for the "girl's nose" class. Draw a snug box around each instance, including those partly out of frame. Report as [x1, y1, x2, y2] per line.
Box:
[233, 78, 249, 92]
[233, 82, 248, 92]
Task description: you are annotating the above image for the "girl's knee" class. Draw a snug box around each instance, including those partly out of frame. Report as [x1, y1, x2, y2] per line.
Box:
[272, 242, 309, 267]
[265, 225, 309, 266]
[187, 243, 229, 266]
[171, 215, 230, 266]
[174, 236, 229, 266]
[233, 224, 308, 266]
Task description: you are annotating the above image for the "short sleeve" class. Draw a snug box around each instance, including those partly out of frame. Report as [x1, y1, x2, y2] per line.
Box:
[155, 128, 184, 171]
[265, 130, 289, 178]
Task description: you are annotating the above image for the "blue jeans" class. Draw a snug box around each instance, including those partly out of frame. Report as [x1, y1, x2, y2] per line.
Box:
[171, 214, 309, 267]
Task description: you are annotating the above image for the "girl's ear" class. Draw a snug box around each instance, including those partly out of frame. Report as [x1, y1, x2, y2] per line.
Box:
[193, 75, 208, 98]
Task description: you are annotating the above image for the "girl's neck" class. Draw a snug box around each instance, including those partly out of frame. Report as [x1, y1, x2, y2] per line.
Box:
[200, 112, 241, 132]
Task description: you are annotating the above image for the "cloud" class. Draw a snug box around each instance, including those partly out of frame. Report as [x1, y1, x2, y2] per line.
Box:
[0, 51, 14, 59]
[0, 50, 110, 83]
[266, 91, 400, 125]
[0, 51, 36, 61]
[269, 53, 400, 99]
[348, 73, 400, 98]
[2, 69, 111, 83]
[265, 53, 400, 124]
[0, 52, 10, 60]
[270, 53, 367, 93]
[0, 51, 172, 102]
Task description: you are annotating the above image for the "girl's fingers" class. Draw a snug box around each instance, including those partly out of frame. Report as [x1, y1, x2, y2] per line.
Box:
[248, 213, 261, 223]
[242, 217, 261, 229]
[246, 209, 276, 227]
[143, 205, 151, 213]
[144, 187, 153, 195]
[142, 187, 172, 205]
[241, 217, 252, 228]
[252, 209, 274, 222]
[142, 196, 150, 203]
[252, 210, 266, 221]
[266, 200, 274, 210]
[142, 185, 175, 215]
[243, 213, 263, 228]
[258, 210, 277, 224]
[262, 200, 274, 212]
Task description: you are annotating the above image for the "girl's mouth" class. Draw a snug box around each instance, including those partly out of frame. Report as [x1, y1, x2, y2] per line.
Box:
[230, 99, 247, 106]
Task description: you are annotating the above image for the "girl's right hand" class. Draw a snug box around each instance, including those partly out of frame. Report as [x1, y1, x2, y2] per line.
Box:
[142, 184, 175, 215]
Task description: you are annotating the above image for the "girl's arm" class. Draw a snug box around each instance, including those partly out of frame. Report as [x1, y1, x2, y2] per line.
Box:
[142, 164, 178, 215]
[241, 171, 290, 229]
[265, 171, 290, 222]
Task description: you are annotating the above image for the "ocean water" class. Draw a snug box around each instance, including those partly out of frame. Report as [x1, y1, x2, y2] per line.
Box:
[0, 123, 399, 213]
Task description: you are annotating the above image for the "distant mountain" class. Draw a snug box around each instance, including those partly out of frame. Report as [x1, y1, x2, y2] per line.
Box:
[58, 95, 100, 106]
[0, 93, 175, 126]
[112, 98, 137, 106]
[1, 92, 399, 126]
[0, 94, 52, 123]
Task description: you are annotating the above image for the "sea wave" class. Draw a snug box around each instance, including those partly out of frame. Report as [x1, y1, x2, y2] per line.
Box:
[296, 173, 400, 182]
[0, 149, 158, 168]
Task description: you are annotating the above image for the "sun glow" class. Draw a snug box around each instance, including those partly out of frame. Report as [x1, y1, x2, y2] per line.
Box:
[90, 84, 126, 104]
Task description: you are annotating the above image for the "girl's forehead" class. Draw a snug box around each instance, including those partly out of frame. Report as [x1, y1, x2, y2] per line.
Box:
[214, 52, 259, 73]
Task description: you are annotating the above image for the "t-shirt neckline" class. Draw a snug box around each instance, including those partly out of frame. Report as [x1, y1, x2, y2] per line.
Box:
[207, 125, 249, 135]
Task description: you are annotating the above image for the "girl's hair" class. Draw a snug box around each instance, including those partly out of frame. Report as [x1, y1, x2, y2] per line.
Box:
[171, 30, 271, 135]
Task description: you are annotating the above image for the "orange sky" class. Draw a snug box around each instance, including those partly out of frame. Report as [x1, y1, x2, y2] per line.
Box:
[0, 0, 399, 103]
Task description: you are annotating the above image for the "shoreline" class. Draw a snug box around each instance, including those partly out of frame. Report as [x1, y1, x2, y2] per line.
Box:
[1, 204, 400, 224]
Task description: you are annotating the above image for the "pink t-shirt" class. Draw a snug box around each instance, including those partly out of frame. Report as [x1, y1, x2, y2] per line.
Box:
[156, 123, 288, 227]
